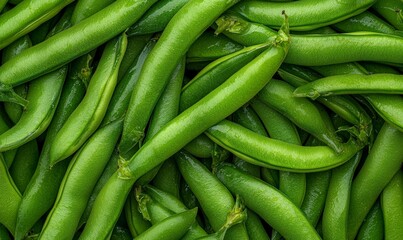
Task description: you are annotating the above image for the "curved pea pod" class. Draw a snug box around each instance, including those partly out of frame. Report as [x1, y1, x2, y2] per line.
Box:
[381, 169, 403, 239]
[0, 154, 22, 236]
[293, 73, 403, 98]
[127, 0, 190, 36]
[187, 30, 243, 62]
[332, 11, 397, 34]
[70, 0, 115, 25]
[0, 66, 67, 152]
[348, 122, 403, 239]
[372, 0, 403, 30]
[230, 0, 376, 31]
[180, 42, 270, 112]
[39, 119, 123, 240]
[49, 34, 127, 166]
[206, 120, 362, 172]
[183, 134, 216, 158]
[356, 201, 384, 240]
[135, 208, 198, 240]
[0, 0, 74, 50]
[216, 163, 321, 240]
[125, 187, 152, 237]
[257, 79, 345, 153]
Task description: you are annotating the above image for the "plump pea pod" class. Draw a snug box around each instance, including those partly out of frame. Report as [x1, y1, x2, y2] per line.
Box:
[356, 200, 384, 240]
[9, 140, 39, 194]
[183, 134, 216, 158]
[180, 42, 270, 112]
[206, 120, 361, 172]
[0, 67, 67, 152]
[244, 210, 270, 240]
[151, 159, 181, 199]
[2, 35, 32, 124]
[176, 150, 249, 240]
[293, 73, 403, 98]
[332, 11, 397, 34]
[372, 0, 403, 30]
[348, 122, 403, 239]
[0, 0, 74, 50]
[49, 34, 127, 166]
[187, 31, 243, 62]
[127, 0, 190, 36]
[0, 0, 157, 90]
[38, 119, 123, 240]
[231, 0, 376, 31]
[119, 0, 241, 155]
[322, 152, 362, 240]
[135, 208, 198, 240]
[125, 188, 151, 237]
[14, 52, 93, 240]
[381, 169, 403, 239]
[216, 163, 320, 239]
[80, 26, 289, 239]
[70, 0, 115, 25]
[0, 154, 22, 236]
[257, 79, 345, 153]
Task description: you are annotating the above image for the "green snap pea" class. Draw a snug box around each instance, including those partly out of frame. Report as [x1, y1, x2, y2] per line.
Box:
[9, 140, 39, 194]
[244, 210, 270, 240]
[322, 151, 362, 240]
[332, 11, 397, 34]
[183, 134, 217, 158]
[216, 163, 321, 240]
[49, 34, 127, 166]
[348, 122, 403, 239]
[230, 0, 376, 31]
[293, 73, 403, 98]
[257, 79, 345, 153]
[70, 0, 115, 25]
[380, 169, 403, 239]
[360, 61, 400, 75]
[127, 0, 190, 36]
[364, 94, 403, 132]
[118, 0, 241, 155]
[206, 120, 361, 172]
[356, 200, 384, 240]
[38, 119, 123, 240]
[0, 0, 74, 50]
[0, 0, 157, 90]
[124, 188, 151, 237]
[135, 208, 198, 240]
[151, 159, 181, 199]
[0, 154, 22, 236]
[372, 0, 403, 30]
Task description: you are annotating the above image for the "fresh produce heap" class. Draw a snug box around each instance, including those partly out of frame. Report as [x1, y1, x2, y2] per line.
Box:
[0, 0, 402, 239]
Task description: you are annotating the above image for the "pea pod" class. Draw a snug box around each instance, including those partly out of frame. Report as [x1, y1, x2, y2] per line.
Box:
[356, 201, 384, 240]
[118, 0, 241, 155]
[124, 188, 151, 237]
[332, 11, 397, 34]
[372, 0, 403, 30]
[0, 0, 74, 50]
[49, 34, 127, 166]
[207, 120, 361, 172]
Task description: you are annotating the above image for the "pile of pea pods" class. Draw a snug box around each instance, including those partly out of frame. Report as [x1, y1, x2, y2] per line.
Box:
[1, 0, 403, 239]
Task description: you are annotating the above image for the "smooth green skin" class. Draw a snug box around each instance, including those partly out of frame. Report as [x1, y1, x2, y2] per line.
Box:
[230, 0, 376, 31]
[70, 0, 115, 25]
[80, 34, 288, 239]
[381, 169, 403, 240]
[187, 30, 243, 62]
[180, 42, 270, 112]
[14, 52, 92, 240]
[294, 73, 403, 98]
[364, 94, 403, 132]
[127, 0, 190, 36]
[258, 79, 344, 153]
[152, 159, 181, 199]
[300, 170, 331, 228]
[183, 134, 216, 158]
[0, 154, 22, 235]
[360, 61, 400, 74]
[244, 210, 270, 240]
[0, 0, 74, 50]
[332, 11, 397, 34]
[233, 156, 261, 178]
[2, 35, 32, 124]
[102, 37, 156, 127]
[0, 67, 67, 152]
[206, 120, 361, 172]
[356, 201, 384, 240]
[348, 122, 403, 239]
[0, 223, 11, 240]
[9, 140, 39, 194]
[322, 152, 362, 240]
[125, 188, 151, 237]
[176, 151, 249, 240]
[135, 208, 198, 240]
[0, 0, 157, 88]
[372, 0, 403, 30]
[119, 0, 241, 155]
[39, 119, 123, 240]
[216, 163, 320, 240]
[49, 34, 127, 166]
[310, 62, 368, 76]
